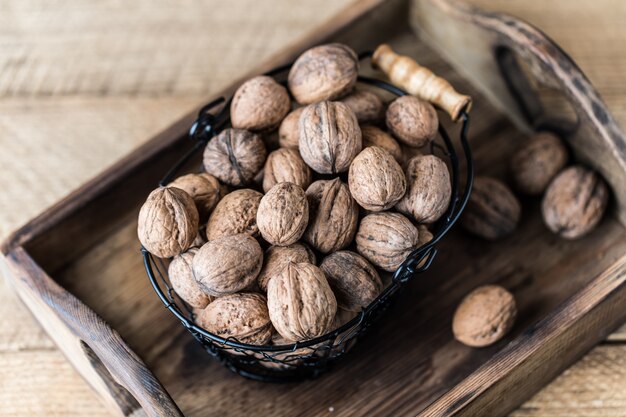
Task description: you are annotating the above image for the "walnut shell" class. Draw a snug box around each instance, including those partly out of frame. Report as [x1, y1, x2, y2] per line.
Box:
[192, 233, 262, 297]
[299, 101, 362, 174]
[197, 292, 273, 345]
[395, 155, 451, 223]
[461, 176, 521, 240]
[257, 182, 309, 246]
[339, 90, 384, 123]
[542, 165, 608, 239]
[348, 146, 407, 211]
[137, 187, 199, 258]
[257, 243, 316, 292]
[278, 107, 304, 149]
[320, 250, 382, 312]
[304, 178, 359, 254]
[452, 285, 517, 347]
[203, 128, 267, 186]
[356, 212, 420, 272]
[511, 131, 568, 195]
[361, 125, 402, 162]
[288, 43, 358, 104]
[168, 172, 225, 223]
[205, 189, 263, 241]
[267, 262, 337, 341]
[263, 148, 312, 193]
[230, 75, 291, 131]
[168, 248, 212, 309]
[386, 96, 438, 148]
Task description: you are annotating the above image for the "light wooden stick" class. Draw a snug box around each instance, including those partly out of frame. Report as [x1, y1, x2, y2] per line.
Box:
[372, 44, 472, 122]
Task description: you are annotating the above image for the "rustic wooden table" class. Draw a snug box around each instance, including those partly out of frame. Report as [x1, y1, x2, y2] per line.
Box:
[0, 1, 625, 415]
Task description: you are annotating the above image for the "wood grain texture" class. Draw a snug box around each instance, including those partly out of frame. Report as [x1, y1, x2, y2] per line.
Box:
[1, 0, 626, 416]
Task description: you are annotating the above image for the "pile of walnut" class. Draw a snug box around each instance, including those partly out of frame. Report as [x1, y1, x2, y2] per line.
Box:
[137, 43, 449, 349]
[452, 131, 610, 348]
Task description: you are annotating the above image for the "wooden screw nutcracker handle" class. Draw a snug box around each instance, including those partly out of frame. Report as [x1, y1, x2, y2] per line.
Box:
[372, 43, 472, 121]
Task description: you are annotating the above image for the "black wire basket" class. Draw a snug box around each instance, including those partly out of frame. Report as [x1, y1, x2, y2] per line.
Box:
[143, 52, 474, 383]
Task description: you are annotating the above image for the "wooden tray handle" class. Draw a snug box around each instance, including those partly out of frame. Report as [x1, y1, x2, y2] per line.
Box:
[372, 43, 472, 121]
[412, 0, 626, 227]
[2, 247, 183, 417]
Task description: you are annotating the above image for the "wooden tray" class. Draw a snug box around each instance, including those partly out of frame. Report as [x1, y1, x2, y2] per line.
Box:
[3, 0, 626, 416]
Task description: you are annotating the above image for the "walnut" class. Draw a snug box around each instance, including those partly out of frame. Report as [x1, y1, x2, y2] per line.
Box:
[395, 155, 451, 223]
[262, 148, 312, 193]
[452, 285, 517, 347]
[168, 248, 212, 309]
[203, 128, 267, 186]
[137, 187, 199, 258]
[348, 146, 406, 211]
[304, 178, 358, 254]
[278, 107, 304, 149]
[511, 132, 568, 195]
[196, 292, 273, 345]
[230, 75, 291, 131]
[386, 95, 438, 148]
[416, 225, 434, 268]
[167, 172, 225, 223]
[205, 189, 263, 241]
[361, 125, 402, 163]
[257, 243, 316, 292]
[461, 176, 521, 240]
[355, 212, 420, 272]
[267, 262, 337, 340]
[339, 90, 384, 123]
[542, 165, 608, 239]
[299, 101, 362, 174]
[320, 251, 382, 312]
[288, 43, 358, 104]
[257, 182, 309, 246]
[192, 233, 262, 296]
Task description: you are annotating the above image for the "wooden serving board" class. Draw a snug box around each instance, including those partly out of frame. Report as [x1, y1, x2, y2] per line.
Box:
[2, 0, 626, 416]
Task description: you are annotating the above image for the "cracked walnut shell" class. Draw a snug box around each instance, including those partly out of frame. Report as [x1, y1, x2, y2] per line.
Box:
[267, 262, 337, 341]
[203, 128, 267, 186]
[257, 182, 309, 246]
[452, 285, 517, 348]
[197, 292, 273, 345]
[299, 101, 362, 174]
[395, 154, 451, 223]
[349, 146, 406, 211]
[168, 248, 212, 309]
[205, 189, 263, 241]
[542, 165, 608, 239]
[304, 178, 359, 254]
[386, 95, 438, 148]
[231, 75, 291, 131]
[288, 43, 359, 104]
[257, 243, 316, 292]
[192, 233, 262, 297]
[320, 250, 382, 312]
[263, 147, 312, 193]
[356, 212, 420, 272]
[137, 187, 199, 258]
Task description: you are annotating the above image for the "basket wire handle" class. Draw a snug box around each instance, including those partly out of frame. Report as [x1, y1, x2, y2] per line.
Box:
[372, 43, 472, 122]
